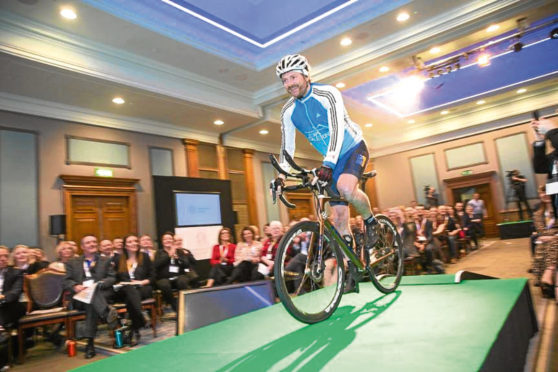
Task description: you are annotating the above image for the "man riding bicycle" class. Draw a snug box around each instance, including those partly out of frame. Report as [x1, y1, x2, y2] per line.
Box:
[271, 54, 378, 292]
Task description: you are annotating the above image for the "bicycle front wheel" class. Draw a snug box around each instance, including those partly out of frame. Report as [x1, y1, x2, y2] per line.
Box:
[274, 221, 345, 324]
[367, 214, 404, 293]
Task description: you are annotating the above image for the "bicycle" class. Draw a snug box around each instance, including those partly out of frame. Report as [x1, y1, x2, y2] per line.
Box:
[269, 151, 404, 324]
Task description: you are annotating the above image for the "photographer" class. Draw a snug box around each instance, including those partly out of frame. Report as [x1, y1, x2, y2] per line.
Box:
[509, 170, 532, 220]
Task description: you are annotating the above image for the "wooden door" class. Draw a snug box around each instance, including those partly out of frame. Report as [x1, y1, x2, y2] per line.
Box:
[443, 171, 500, 237]
[61, 175, 138, 244]
[70, 196, 131, 241]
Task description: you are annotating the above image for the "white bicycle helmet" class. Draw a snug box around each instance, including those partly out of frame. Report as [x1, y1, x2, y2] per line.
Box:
[276, 54, 310, 78]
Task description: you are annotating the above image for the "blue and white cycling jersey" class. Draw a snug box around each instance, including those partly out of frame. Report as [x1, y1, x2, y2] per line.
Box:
[279, 83, 363, 172]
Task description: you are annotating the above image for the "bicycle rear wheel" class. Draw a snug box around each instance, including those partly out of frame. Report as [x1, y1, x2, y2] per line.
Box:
[274, 221, 345, 324]
[367, 214, 404, 293]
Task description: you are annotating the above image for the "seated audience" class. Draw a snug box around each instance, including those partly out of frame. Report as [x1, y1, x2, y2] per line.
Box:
[154, 232, 196, 312]
[112, 237, 124, 256]
[420, 208, 445, 274]
[0, 245, 25, 331]
[256, 221, 283, 279]
[99, 239, 114, 258]
[49, 241, 75, 271]
[64, 235, 118, 359]
[227, 226, 263, 283]
[205, 228, 236, 287]
[28, 248, 50, 274]
[139, 234, 156, 260]
[172, 236, 199, 287]
[401, 208, 420, 258]
[114, 234, 153, 346]
[443, 205, 461, 263]
[11, 245, 31, 275]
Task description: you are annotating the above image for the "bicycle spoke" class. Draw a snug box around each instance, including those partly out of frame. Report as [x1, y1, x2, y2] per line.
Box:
[274, 221, 344, 323]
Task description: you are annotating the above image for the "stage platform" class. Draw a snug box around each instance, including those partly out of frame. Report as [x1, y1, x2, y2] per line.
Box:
[73, 275, 537, 372]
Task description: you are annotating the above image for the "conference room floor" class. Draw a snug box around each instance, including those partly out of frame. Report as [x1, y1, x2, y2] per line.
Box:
[10, 237, 557, 372]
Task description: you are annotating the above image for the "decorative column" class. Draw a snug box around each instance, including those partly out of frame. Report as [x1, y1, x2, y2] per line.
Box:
[243, 149, 258, 225]
[183, 139, 199, 177]
[216, 144, 228, 180]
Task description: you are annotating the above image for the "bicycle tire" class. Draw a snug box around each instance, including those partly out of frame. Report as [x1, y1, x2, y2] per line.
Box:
[367, 214, 404, 293]
[274, 221, 345, 324]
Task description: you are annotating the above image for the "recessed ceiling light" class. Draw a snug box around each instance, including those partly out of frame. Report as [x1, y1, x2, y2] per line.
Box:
[112, 97, 125, 104]
[340, 37, 352, 46]
[336, 82, 346, 89]
[60, 8, 77, 20]
[429, 47, 441, 54]
[213, 120, 224, 125]
[379, 66, 390, 73]
[408, 119, 415, 124]
[477, 53, 491, 67]
[486, 24, 500, 33]
[441, 110, 449, 115]
[364, 123, 373, 128]
[259, 129, 269, 135]
[396, 12, 410, 22]
[476, 100, 485, 105]
[516, 88, 527, 94]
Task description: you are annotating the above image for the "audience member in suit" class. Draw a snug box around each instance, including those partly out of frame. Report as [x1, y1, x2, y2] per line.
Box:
[154, 232, 196, 312]
[420, 208, 445, 274]
[64, 235, 118, 359]
[0, 246, 25, 330]
[114, 235, 154, 346]
[205, 228, 236, 288]
[227, 226, 262, 283]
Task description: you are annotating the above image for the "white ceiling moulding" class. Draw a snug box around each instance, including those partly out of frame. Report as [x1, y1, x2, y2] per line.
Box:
[0, 10, 259, 118]
[0, 92, 221, 144]
[254, 0, 533, 105]
[371, 89, 558, 158]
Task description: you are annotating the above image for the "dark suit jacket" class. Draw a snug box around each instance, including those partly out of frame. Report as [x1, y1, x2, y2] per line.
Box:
[115, 252, 154, 285]
[1, 267, 23, 304]
[154, 249, 196, 280]
[63, 254, 116, 295]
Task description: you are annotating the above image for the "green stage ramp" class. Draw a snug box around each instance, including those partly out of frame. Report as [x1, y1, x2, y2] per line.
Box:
[74, 276, 535, 372]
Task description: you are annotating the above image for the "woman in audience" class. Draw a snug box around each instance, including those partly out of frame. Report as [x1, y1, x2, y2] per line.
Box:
[205, 228, 236, 287]
[115, 234, 154, 346]
[154, 232, 195, 312]
[420, 207, 446, 273]
[10, 245, 31, 274]
[227, 226, 262, 283]
[49, 241, 75, 271]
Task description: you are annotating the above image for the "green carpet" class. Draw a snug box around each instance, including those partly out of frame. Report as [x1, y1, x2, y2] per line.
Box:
[73, 276, 529, 372]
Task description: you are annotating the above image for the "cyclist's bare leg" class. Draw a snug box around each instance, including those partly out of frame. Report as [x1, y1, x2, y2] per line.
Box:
[336, 174, 373, 220]
[336, 173, 378, 250]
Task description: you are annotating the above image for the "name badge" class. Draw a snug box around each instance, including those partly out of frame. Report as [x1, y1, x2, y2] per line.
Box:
[546, 176, 558, 195]
[184, 268, 190, 273]
[169, 265, 179, 273]
[83, 279, 94, 287]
